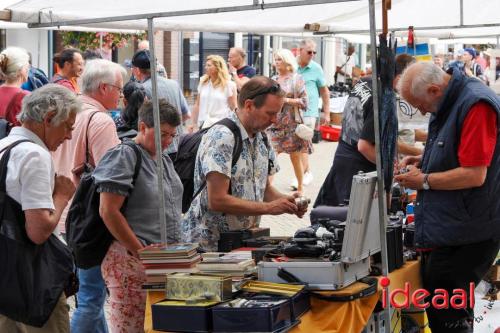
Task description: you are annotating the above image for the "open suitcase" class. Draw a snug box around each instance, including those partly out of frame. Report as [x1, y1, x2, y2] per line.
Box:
[258, 171, 381, 290]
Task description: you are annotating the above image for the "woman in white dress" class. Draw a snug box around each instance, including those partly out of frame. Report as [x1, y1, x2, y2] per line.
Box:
[190, 55, 237, 131]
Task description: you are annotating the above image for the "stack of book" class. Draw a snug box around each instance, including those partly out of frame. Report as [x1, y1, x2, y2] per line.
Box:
[139, 243, 201, 289]
[197, 252, 256, 281]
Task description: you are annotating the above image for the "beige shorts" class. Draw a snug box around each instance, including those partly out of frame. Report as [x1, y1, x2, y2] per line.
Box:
[0, 294, 69, 333]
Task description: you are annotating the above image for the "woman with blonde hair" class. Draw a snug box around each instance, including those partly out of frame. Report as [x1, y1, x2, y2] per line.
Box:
[268, 48, 311, 194]
[190, 54, 237, 130]
[0, 47, 30, 127]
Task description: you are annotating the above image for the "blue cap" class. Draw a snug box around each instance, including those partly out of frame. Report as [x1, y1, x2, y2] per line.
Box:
[463, 48, 476, 58]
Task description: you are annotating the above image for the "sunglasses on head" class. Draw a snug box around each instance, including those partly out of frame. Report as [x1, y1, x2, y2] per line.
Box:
[307, 51, 317, 55]
[247, 82, 281, 100]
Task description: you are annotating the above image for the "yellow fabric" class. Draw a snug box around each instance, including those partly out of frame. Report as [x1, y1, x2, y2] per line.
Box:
[144, 260, 422, 333]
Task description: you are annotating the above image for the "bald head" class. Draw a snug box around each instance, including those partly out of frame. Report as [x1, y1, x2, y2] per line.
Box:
[138, 40, 149, 51]
[228, 47, 246, 68]
[398, 61, 449, 114]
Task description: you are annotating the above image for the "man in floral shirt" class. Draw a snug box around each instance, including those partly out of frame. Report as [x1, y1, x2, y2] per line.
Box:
[182, 76, 307, 250]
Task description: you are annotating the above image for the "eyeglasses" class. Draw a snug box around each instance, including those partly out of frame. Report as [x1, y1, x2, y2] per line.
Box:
[246, 82, 281, 100]
[307, 51, 317, 55]
[105, 83, 123, 95]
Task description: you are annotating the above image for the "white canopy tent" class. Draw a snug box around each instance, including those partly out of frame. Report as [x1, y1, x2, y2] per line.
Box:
[2, 0, 500, 38]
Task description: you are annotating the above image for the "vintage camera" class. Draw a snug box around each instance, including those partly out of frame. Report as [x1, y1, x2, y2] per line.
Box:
[281, 225, 342, 261]
[329, 78, 353, 95]
[295, 196, 311, 211]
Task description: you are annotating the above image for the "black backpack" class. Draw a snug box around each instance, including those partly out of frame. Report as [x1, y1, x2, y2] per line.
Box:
[65, 141, 142, 269]
[172, 118, 273, 213]
[171, 118, 243, 213]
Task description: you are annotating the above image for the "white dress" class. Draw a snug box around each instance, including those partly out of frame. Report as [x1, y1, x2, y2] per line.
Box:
[197, 80, 236, 128]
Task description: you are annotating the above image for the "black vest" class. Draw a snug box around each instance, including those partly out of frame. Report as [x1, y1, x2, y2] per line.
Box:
[414, 69, 500, 248]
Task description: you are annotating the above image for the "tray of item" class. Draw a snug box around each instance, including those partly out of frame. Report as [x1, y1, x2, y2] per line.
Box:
[238, 280, 310, 319]
[211, 295, 299, 333]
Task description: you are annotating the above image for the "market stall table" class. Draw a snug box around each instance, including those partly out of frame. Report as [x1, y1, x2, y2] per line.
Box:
[144, 260, 422, 333]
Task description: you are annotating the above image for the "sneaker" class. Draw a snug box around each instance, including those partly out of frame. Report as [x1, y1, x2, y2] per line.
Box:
[290, 178, 298, 190]
[303, 171, 314, 186]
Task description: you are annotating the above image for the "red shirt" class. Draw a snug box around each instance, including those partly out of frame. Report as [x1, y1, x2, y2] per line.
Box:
[458, 101, 498, 167]
[0, 86, 30, 126]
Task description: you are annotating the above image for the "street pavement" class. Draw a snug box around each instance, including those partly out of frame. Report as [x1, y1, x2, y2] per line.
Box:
[260, 139, 338, 236]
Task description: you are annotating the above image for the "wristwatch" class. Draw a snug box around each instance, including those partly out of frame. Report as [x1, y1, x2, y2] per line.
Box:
[423, 174, 431, 190]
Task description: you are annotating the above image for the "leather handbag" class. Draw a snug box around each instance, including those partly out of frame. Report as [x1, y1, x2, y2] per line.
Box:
[0, 140, 74, 327]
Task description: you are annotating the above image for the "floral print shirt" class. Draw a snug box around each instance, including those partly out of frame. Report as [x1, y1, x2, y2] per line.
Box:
[181, 112, 279, 250]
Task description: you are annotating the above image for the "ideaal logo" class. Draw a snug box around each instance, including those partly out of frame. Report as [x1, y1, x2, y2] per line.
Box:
[380, 277, 475, 309]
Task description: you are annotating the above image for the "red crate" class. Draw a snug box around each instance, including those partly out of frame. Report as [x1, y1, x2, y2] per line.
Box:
[320, 125, 341, 142]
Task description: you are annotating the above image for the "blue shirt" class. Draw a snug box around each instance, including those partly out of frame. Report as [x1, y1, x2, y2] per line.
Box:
[297, 60, 326, 118]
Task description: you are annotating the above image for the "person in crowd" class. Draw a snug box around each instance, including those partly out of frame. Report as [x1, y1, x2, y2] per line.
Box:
[51, 48, 84, 93]
[94, 99, 183, 332]
[267, 49, 311, 194]
[0, 47, 30, 127]
[137, 40, 167, 78]
[228, 47, 256, 91]
[131, 49, 190, 153]
[462, 47, 487, 83]
[181, 76, 307, 251]
[190, 54, 237, 130]
[335, 44, 356, 84]
[314, 54, 415, 207]
[115, 80, 147, 137]
[433, 55, 445, 70]
[0, 84, 80, 332]
[21, 52, 49, 92]
[83, 49, 103, 61]
[296, 39, 330, 188]
[52, 59, 125, 333]
[395, 61, 500, 333]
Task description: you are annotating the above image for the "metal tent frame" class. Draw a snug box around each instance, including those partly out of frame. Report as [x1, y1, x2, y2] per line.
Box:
[23, 0, 392, 325]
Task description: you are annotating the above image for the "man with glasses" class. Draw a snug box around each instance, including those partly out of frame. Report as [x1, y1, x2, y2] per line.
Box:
[296, 39, 330, 189]
[51, 59, 126, 333]
[182, 76, 308, 251]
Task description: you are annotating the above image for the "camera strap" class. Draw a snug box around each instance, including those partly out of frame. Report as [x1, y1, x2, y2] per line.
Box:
[277, 267, 378, 302]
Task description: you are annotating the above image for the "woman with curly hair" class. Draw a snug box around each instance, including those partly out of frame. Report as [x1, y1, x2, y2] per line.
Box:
[267, 48, 311, 194]
[190, 54, 237, 130]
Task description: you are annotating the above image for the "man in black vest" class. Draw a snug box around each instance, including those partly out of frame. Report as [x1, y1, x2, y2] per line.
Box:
[396, 61, 500, 333]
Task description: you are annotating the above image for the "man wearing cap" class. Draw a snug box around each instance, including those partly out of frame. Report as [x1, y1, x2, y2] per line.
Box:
[463, 48, 486, 83]
[131, 49, 190, 153]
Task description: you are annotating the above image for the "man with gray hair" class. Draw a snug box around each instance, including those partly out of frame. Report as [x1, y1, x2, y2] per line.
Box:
[395, 61, 500, 332]
[52, 58, 125, 333]
[0, 84, 79, 332]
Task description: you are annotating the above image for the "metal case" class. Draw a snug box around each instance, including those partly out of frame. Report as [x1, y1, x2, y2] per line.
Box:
[258, 171, 381, 290]
[166, 273, 233, 302]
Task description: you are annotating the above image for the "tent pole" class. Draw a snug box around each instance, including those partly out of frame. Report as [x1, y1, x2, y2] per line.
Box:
[460, 0, 464, 26]
[147, 17, 168, 245]
[368, 0, 391, 326]
[28, 0, 360, 29]
[497, 35, 499, 48]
